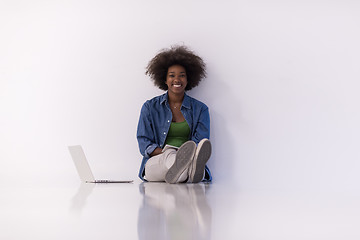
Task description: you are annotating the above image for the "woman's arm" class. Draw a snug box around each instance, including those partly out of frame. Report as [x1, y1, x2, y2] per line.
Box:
[137, 102, 160, 158]
[191, 105, 210, 144]
[150, 147, 163, 157]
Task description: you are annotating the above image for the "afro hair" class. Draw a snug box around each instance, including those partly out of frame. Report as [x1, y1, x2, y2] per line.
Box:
[146, 45, 206, 91]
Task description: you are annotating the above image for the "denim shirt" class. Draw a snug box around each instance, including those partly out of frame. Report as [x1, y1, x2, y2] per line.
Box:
[136, 92, 212, 182]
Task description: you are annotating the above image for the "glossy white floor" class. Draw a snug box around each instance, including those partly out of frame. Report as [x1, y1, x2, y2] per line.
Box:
[1, 181, 359, 240]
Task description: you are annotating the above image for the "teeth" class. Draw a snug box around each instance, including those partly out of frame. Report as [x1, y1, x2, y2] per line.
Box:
[173, 84, 181, 87]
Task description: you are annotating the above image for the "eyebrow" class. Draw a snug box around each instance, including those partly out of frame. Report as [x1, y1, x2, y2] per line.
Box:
[168, 71, 186, 74]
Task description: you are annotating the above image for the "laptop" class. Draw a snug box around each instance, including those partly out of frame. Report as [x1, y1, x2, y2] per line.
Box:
[68, 145, 133, 183]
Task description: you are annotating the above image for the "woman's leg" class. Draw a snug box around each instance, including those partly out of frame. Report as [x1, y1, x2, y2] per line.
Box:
[145, 149, 176, 182]
[165, 141, 197, 184]
[145, 146, 192, 183]
[189, 139, 212, 183]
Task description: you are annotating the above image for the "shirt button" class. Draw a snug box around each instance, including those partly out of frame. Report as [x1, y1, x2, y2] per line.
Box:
[167, 120, 170, 123]
[163, 132, 166, 135]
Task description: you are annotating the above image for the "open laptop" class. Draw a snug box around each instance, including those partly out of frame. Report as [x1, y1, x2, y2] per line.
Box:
[68, 145, 133, 183]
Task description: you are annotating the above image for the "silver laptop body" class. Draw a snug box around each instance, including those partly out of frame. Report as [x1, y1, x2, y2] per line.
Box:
[68, 145, 133, 183]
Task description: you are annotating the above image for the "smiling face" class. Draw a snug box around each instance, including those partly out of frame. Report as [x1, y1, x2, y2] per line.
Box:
[165, 65, 187, 95]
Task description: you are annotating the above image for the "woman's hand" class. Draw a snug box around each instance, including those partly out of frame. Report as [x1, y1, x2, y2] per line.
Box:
[150, 147, 163, 157]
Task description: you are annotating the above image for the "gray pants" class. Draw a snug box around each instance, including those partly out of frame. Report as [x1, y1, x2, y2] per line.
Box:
[145, 149, 189, 182]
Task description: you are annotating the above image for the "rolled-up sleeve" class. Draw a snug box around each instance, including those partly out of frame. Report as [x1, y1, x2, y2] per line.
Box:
[136, 102, 159, 158]
[191, 105, 210, 144]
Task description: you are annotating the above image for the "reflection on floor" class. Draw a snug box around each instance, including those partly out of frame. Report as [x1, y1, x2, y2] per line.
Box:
[138, 183, 211, 239]
[1, 181, 360, 239]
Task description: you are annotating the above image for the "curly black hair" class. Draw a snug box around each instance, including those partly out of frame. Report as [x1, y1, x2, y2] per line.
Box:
[146, 45, 206, 91]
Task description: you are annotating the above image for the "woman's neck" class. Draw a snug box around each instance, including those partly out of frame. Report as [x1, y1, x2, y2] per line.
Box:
[168, 91, 185, 105]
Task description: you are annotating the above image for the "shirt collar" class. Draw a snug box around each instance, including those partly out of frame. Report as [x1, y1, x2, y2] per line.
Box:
[160, 91, 191, 109]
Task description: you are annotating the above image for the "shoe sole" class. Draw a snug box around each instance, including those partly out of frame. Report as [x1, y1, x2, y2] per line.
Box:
[165, 141, 196, 184]
[190, 140, 212, 183]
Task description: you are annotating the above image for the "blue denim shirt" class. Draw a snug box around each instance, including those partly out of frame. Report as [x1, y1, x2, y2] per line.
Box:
[137, 92, 212, 182]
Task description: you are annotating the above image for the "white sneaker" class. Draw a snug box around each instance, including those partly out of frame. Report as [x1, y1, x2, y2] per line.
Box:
[165, 141, 196, 184]
[189, 139, 212, 183]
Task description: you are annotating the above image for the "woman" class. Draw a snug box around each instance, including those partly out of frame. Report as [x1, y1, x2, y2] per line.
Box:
[137, 45, 212, 183]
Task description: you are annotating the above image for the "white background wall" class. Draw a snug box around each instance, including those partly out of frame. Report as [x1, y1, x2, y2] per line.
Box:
[1, 0, 359, 191]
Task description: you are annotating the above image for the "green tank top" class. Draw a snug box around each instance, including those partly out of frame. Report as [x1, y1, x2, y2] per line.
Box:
[165, 120, 191, 147]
